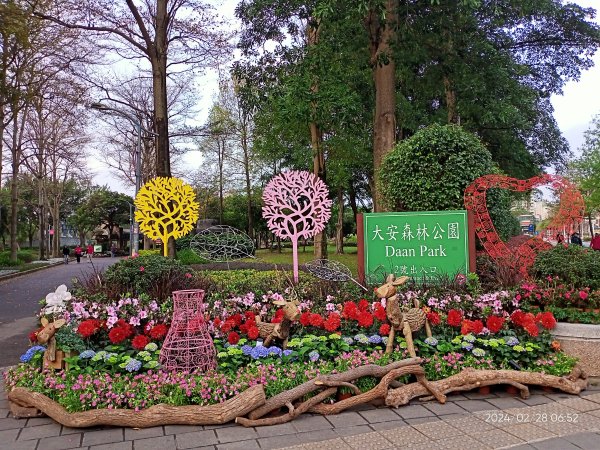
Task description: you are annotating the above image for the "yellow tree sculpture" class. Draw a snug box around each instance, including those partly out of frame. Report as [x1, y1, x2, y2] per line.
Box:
[135, 177, 199, 256]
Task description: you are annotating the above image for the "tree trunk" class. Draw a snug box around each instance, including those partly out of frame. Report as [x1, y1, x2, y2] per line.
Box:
[443, 74, 459, 124]
[335, 187, 344, 254]
[218, 138, 224, 225]
[9, 107, 24, 263]
[588, 215, 594, 238]
[52, 208, 60, 257]
[37, 176, 46, 260]
[367, 0, 398, 212]
[348, 182, 358, 225]
[241, 114, 254, 240]
[307, 20, 328, 260]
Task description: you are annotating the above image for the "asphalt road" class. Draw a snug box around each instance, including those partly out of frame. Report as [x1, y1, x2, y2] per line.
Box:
[0, 257, 120, 367]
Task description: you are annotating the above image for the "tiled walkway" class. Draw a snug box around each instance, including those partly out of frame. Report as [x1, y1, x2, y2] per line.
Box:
[1, 379, 599, 449]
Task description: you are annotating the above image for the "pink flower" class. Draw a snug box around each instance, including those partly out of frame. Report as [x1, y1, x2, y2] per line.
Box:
[579, 290, 589, 300]
[139, 266, 145, 272]
[185, 273, 192, 278]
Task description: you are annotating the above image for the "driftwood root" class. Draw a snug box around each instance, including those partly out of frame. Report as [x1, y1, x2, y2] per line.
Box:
[8, 384, 266, 428]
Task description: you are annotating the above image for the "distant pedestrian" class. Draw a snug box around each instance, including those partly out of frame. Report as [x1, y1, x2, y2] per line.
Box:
[62, 246, 70, 264]
[110, 243, 116, 257]
[570, 232, 583, 246]
[556, 233, 564, 245]
[86, 244, 94, 263]
[74, 245, 82, 264]
[591, 233, 600, 251]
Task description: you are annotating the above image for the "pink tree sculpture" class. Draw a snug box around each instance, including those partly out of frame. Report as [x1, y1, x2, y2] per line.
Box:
[262, 170, 332, 283]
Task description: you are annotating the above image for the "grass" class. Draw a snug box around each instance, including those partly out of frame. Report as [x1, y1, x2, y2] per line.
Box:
[245, 245, 359, 276]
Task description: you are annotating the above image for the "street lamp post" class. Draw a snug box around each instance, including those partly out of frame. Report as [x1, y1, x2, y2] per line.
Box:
[90, 102, 157, 256]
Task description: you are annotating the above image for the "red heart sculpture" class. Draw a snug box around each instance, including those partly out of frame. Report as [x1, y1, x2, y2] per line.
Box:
[464, 174, 584, 275]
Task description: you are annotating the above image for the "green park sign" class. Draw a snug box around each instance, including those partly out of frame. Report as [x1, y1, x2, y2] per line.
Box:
[358, 211, 475, 283]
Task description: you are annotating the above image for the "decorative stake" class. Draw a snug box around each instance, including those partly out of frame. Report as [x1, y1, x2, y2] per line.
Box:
[262, 171, 332, 283]
[135, 177, 199, 257]
[159, 289, 216, 372]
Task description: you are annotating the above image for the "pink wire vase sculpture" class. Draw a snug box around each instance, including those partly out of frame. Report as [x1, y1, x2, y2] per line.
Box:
[159, 289, 217, 372]
[262, 170, 332, 283]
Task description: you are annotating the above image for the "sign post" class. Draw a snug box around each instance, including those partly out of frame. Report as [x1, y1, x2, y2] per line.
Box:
[359, 210, 474, 284]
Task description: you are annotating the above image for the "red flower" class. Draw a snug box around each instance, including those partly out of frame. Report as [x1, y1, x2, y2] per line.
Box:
[426, 311, 441, 326]
[471, 320, 484, 334]
[213, 317, 222, 328]
[461, 320, 473, 335]
[536, 312, 557, 330]
[323, 313, 341, 332]
[342, 302, 359, 320]
[309, 313, 324, 328]
[447, 309, 463, 327]
[221, 320, 234, 333]
[299, 311, 312, 327]
[228, 331, 240, 345]
[108, 326, 129, 344]
[132, 334, 151, 350]
[139, 266, 145, 272]
[271, 309, 285, 323]
[524, 322, 539, 337]
[358, 299, 370, 311]
[373, 303, 387, 321]
[357, 311, 374, 328]
[244, 311, 256, 321]
[379, 324, 391, 336]
[149, 324, 168, 340]
[115, 319, 134, 337]
[247, 326, 259, 340]
[230, 314, 243, 326]
[239, 322, 249, 333]
[77, 320, 100, 338]
[579, 290, 589, 300]
[510, 310, 525, 327]
[486, 316, 505, 334]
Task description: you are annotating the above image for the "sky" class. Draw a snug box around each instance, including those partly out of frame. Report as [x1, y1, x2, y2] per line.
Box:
[90, 0, 600, 196]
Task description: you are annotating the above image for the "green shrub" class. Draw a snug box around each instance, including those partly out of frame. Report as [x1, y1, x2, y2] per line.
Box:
[138, 249, 161, 256]
[175, 234, 195, 251]
[91, 255, 201, 301]
[199, 269, 363, 309]
[532, 245, 600, 289]
[0, 250, 36, 267]
[379, 124, 519, 241]
[177, 248, 209, 265]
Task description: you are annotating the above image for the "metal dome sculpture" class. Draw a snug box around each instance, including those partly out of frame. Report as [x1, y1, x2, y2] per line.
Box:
[190, 225, 255, 263]
[304, 259, 367, 291]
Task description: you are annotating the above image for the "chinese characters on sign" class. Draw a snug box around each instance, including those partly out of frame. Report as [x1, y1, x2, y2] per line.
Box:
[361, 211, 472, 282]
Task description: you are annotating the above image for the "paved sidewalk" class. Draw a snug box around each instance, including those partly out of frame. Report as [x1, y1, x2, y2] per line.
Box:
[1, 378, 599, 450]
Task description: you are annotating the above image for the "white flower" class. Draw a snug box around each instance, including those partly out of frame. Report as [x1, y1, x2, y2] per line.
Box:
[44, 284, 71, 315]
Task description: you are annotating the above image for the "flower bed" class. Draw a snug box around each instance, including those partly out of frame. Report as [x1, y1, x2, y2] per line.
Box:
[3, 259, 590, 428]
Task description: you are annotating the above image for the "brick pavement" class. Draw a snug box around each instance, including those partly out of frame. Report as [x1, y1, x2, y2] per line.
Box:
[1, 378, 599, 449]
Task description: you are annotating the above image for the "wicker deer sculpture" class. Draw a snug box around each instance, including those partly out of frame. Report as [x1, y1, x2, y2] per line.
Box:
[37, 317, 66, 364]
[375, 274, 432, 357]
[255, 298, 301, 348]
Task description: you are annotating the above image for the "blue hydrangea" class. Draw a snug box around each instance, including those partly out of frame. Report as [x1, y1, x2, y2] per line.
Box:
[125, 358, 142, 372]
[19, 346, 46, 363]
[283, 349, 293, 357]
[461, 342, 474, 351]
[342, 337, 354, 345]
[251, 346, 270, 359]
[368, 335, 382, 344]
[268, 346, 282, 357]
[424, 337, 438, 346]
[241, 345, 253, 356]
[472, 348, 486, 357]
[506, 337, 519, 347]
[463, 334, 476, 343]
[79, 350, 96, 359]
[144, 342, 158, 352]
[308, 350, 320, 362]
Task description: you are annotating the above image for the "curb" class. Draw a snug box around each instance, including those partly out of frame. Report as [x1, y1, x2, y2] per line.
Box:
[0, 260, 65, 283]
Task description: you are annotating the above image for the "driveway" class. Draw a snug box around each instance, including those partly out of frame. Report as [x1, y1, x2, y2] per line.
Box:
[0, 257, 120, 367]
